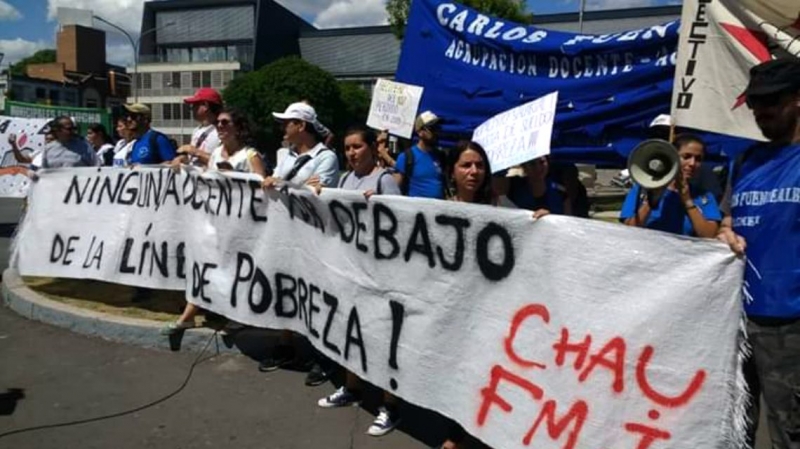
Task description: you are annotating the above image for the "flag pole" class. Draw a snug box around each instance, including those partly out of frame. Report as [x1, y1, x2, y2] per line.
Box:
[578, 0, 587, 33]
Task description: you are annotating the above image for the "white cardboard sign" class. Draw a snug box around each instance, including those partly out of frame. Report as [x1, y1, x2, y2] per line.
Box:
[366, 79, 424, 139]
[473, 92, 558, 173]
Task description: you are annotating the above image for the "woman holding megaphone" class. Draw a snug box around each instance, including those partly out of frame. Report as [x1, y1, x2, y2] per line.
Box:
[620, 134, 721, 238]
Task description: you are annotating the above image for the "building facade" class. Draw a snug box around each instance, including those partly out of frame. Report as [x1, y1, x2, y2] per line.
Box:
[133, 0, 313, 144]
[0, 25, 129, 113]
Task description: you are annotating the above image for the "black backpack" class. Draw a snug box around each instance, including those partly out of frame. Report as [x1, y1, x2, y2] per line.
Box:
[148, 130, 178, 163]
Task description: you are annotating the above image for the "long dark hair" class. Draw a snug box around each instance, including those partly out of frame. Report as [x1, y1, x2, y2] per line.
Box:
[87, 123, 111, 145]
[673, 133, 706, 153]
[447, 140, 493, 205]
[220, 107, 254, 147]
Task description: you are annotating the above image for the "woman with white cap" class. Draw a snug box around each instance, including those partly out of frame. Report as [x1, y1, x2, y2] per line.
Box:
[260, 101, 340, 386]
[261, 102, 339, 189]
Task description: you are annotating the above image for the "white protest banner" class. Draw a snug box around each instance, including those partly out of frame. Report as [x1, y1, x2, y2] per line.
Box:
[672, 0, 800, 141]
[472, 92, 558, 174]
[0, 115, 49, 198]
[14, 167, 747, 449]
[366, 79, 424, 139]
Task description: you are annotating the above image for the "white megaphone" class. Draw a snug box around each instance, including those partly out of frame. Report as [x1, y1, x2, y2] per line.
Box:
[627, 139, 680, 190]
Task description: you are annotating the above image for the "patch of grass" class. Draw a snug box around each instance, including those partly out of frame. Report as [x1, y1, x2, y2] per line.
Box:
[23, 277, 184, 322]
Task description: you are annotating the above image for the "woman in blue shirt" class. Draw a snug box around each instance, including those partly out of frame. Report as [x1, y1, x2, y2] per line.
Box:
[498, 156, 567, 215]
[620, 134, 721, 238]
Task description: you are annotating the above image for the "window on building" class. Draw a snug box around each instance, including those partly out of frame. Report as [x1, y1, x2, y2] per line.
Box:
[48, 90, 60, 104]
[202, 71, 211, 86]
[183, 103, 192, 121]
[35, 88, 46, 100]
[172, 104, 182, 120]
[143, 74, 152, 90]
[192, 72, 201, 88]
[64, 91, 77, 105]
[163, 103, 172, 120]
[192, 47, 209, 62]
[171, 72, 181, 89]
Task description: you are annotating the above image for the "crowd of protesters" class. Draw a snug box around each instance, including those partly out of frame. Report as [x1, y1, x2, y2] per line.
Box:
[7, 57, 799, 449]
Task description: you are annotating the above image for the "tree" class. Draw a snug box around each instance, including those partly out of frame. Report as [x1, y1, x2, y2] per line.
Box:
[223, 57, 371, 162]
[387, 0, 532, 40]
[10, 49, 57, 77]
[337, 82, 371, 130]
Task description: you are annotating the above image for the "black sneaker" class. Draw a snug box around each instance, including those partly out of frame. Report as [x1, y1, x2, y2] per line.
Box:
[258, 345, 294, 372]
[304, 362, 330, 386]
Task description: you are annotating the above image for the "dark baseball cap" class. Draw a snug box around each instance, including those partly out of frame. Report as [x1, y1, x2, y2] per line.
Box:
[744, 58, 800, 98]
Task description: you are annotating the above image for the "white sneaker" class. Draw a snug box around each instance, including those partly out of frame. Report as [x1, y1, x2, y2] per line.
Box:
[317, 386, 360, 408]
[367, 406, 400, 436]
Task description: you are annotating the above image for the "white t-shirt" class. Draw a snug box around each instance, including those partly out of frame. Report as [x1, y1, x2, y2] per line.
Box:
[190, 125, 220, 164]
[112, 140, 136, 167]
[208, 145, 260, 174]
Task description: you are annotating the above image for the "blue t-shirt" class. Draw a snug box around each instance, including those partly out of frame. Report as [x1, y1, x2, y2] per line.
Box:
[730, 144, 800, 318]
[395, 145, 444, 199]
[620, 183, 722, 236]
[129, 130, 176, 165]
[507, 177, 565, 214]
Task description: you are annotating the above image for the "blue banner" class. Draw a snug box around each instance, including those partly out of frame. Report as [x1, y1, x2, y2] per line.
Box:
[395, 0, 751, 163]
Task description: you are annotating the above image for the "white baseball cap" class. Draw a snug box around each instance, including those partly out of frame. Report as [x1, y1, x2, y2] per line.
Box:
[648, 114, 672, 128]
[272, 102, 318, 123]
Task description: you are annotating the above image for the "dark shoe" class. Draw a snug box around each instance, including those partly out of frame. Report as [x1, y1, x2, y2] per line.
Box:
[131, 288, 151, 303]
[304, 362, 330, 387]
[258, 345, 294, 372]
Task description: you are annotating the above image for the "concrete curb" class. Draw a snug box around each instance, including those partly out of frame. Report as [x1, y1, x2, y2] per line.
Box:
[1, 268, 235, 353]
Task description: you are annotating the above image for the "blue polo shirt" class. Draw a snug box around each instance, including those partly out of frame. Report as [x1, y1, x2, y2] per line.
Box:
[620, 183, 722, 236]
[128, 130, 176, 165]
[395, 145, 444, 199]
[729, 144, 800, 318]
[507, 177, 565, 214]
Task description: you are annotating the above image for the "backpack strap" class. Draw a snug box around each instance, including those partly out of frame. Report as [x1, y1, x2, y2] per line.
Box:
[195, 127, 213, 149]
[339, 170, 352, 188]
[376, 170, 391, 195]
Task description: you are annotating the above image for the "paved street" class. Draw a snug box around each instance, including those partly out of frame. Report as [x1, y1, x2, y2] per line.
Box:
[0, 306, 448, 449]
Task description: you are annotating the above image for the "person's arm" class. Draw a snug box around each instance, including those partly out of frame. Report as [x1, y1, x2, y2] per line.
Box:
[677, 176, 718, 238]
[248, 151, 267, 178]
[8, 135, 33, 164]
[377, 132, 396, 168]
[392, 152, 406, 187]
[716, 178, 746, 254]
[684, 201, 719, 238]
[621, 185, 652, 227]
[314, 152, 340, 187]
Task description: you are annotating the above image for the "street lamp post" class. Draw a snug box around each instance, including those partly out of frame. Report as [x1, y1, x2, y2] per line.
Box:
[93, 16, 175, 103]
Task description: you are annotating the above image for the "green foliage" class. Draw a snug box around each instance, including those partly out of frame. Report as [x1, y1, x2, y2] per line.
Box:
[10, 49, 57, 77]
[223, 57, 374, 160]
[337, 81, 371, 130]
[386, 0, 532, 40]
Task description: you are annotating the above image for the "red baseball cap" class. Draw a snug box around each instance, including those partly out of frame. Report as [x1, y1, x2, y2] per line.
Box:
[184, 88, 222, 105]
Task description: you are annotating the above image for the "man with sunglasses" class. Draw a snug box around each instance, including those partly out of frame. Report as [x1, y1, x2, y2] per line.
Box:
[39, 116, 97, 168]
[173, 88, 223, 167]
[393, 111, 446, 198]
[718, 58, 800, 449]
[124, 104, 177, 165]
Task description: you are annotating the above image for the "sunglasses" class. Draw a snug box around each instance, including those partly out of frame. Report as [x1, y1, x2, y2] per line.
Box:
[215, 119, 232, 127]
